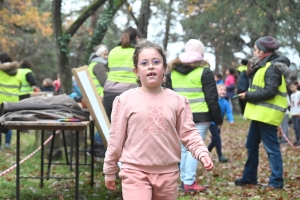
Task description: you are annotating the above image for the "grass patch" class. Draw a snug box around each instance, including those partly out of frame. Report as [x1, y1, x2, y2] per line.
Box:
[0, 116, 300, 199]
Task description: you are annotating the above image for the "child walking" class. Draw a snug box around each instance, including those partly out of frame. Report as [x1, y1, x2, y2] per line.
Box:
[103, 39, 214, 200]
[288, 82, 300, 146]
[208, 84, 234, 162]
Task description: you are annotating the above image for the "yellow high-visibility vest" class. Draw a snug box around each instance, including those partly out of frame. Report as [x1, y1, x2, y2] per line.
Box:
[244, 62, 287, 126]
[171, 67, 209, 113]
[107, 46, 136, 84]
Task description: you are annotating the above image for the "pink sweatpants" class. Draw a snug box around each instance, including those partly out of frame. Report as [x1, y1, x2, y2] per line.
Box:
[119, 168, 179, 200]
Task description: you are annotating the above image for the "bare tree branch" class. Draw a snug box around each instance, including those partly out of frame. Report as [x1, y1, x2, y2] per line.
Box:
[252, 0, 268, 13]
[125, 1, 139, 27]
[65, 0, 106, 37]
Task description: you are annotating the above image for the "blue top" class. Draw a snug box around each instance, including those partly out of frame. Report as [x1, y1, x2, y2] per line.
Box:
[216, 79, 224, 85]
[211, 97, 234, 125]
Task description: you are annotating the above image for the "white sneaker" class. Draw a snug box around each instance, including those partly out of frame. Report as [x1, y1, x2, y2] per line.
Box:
[5, 143, 10, 149]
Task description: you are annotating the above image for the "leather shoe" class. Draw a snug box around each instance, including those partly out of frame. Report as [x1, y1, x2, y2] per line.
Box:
[234, 178, 257, 186]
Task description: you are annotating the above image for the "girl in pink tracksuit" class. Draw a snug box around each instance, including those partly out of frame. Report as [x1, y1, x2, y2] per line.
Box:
[103, 39, 213, 200]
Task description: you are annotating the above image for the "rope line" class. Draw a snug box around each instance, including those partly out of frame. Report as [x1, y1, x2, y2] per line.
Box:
[0, 135, 53, 177]
[279, 126, 300, 148]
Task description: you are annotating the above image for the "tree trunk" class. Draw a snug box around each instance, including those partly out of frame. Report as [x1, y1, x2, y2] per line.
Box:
[52, 0, 106, 94]
[137, 0, 151, 38]
[163, 0, 174, 50]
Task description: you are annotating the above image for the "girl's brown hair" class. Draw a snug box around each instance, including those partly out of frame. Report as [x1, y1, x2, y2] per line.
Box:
[132, 39, 168, 86]
[121, 26, 139, 48]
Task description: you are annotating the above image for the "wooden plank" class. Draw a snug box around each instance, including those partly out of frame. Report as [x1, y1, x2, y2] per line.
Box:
[72, 66, 110, 148]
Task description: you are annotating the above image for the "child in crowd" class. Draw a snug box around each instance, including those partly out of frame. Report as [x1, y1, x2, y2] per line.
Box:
[103, 39, 213, 199]
[208, 84, 234, 162]
[288, 82, 300, 146]
[225, 68, 236, 111]
[214, 73, 224, 85]
[41, 78, 55, 92]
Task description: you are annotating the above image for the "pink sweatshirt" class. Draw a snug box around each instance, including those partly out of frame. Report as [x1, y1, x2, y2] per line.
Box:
[103, 88, 210, 181]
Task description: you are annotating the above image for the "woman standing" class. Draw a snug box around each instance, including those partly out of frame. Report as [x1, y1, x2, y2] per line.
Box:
[103, 27, 139, 122]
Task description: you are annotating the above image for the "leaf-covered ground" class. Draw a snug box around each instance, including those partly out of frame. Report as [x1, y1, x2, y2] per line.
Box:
[0, 117, 299, 199]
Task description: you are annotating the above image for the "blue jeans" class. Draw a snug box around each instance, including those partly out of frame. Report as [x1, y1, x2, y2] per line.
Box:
[0, 129, 12, 145]
[180, 122, 210, 185]
[208, 124, 222, 157]
[292, 116, 300, 142]
[241, 120, 283, 188]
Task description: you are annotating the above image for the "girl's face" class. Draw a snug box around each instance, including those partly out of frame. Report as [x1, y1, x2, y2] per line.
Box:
[134, 48, 166, 93]
[100, 50, 109, 60]
[288, 84, 298, 93]
[217, 86, 226, 97]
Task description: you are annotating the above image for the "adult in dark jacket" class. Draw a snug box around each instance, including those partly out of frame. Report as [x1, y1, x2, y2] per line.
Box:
[235, 36, 290, 190]
[166, 39, 222, 192]
[88, 44, 109, 98]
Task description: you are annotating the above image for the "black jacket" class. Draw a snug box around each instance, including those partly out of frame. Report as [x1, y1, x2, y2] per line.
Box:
[246, 53, 290, 103]
[165, 59, 223, 125]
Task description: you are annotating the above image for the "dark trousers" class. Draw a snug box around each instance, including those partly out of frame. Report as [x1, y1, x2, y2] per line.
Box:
[238, 98, 247, 115]
[237, 90, 247, 115]
[208, 124, 222, 157]
[103, 92, 121, 123]
[242, 120, 283, 188]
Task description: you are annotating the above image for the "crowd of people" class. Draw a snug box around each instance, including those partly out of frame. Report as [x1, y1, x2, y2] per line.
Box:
[1, 26, 299, 199]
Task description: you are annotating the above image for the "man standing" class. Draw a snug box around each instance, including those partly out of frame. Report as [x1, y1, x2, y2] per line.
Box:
[235, 36, 290, 189]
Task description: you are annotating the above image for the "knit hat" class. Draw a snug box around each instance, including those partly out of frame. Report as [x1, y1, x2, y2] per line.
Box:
[255, 36, 280, 52]
[95, 45, 108, 57]
[179, 39, 205, 63]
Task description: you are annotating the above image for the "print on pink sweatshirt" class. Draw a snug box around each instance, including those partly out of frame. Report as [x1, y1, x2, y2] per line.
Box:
[144, 106, 168, 133]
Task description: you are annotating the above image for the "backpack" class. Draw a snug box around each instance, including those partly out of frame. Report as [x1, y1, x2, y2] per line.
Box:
[237, 71, 249, 92]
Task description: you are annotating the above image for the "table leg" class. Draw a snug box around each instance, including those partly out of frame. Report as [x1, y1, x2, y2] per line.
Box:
[84, 127, 87, 164]
[75, 130, 79, 199]
[70, 131, 73, 172]
[90, 123, 94, 187]
[16, 129, 20, 200]
[40, 130, 44, 188]
[62, 130, 69, 165]
[46, 130, 56, 180]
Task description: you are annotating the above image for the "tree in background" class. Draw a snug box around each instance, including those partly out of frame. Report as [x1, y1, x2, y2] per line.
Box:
[179, 0, 300, 73]
[83, 0, 125, 65]
[51, 0, 107, 94]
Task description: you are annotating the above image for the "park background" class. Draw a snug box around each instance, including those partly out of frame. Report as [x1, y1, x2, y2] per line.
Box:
[0, 1, 300, 199]
[1, 0, 300, 100]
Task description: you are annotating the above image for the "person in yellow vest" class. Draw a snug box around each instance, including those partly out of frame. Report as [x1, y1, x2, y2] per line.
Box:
[103, 26, 139, 122]
[88, 44, 109, 99]
[18, 58, 37, 100]
[166, 39, 223, 192]
[235, 36, 290, 190]
[0, 52, 22, 149]
[236, 59, 249, 117]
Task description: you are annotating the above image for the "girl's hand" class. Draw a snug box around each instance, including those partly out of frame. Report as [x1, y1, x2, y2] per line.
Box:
[200, 156, 214, 171]
[105, 180, 117, 191]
